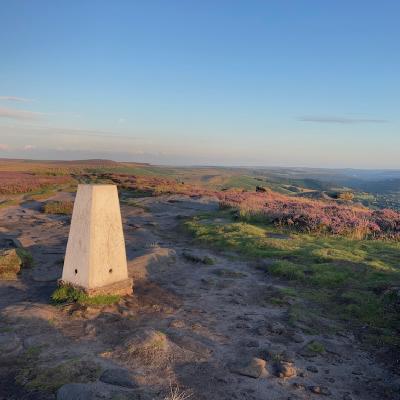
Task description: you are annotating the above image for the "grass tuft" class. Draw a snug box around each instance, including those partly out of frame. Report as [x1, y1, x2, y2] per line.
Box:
[51, 284, 120, 306]
[16, 248, 34, 267]
[306, 341, 325, 354]
[43, 200, 73, 215]
[164, 384, 193, 400]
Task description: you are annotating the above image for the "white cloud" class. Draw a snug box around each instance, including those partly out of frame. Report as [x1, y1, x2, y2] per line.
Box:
[0, 96, 33, 103]
[23, 144, 36, 151]
[0, 107, 43, 121]
[117, 117, 126, 124]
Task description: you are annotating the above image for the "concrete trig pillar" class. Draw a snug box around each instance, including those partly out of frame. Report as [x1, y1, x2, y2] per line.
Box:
[61, 184, 132, 296]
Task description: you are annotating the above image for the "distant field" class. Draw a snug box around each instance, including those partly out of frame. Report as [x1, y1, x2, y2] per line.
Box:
[1, 157, 400, 211]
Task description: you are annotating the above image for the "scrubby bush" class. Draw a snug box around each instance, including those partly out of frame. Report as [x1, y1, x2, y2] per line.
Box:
[43, 201, 73, 215]
[339, 191, 355, 201]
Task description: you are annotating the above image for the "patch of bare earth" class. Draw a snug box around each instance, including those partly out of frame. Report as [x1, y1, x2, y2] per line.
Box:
[0, 193, 398, 399]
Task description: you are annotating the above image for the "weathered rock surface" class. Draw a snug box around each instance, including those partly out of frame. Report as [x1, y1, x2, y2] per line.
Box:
[307, 365, 319, 373]
[0, 333, 23, 358]
[99, 368, 138, 388]
[57, 383, 97, 400]
[231, 357, 268, 378]
[274, 361, 296, 378]
[309, 385, 332, 396]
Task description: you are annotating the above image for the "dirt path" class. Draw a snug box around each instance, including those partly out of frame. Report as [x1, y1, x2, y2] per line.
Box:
[0, 193, 398, 400]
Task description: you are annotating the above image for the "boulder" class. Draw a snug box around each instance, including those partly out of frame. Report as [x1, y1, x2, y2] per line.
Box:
[231, 357, 268, 378]
[274, 361, 296, 378]
[309, 385, 332, 395]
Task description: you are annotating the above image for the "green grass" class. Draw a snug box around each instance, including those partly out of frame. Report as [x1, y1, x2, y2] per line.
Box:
[16, 358, 101, 393]
[122, 198, 151, 210]
[306, 340, 326, 354]
[51, 285, 120, 306]
[0, 199, 20, 209]
[184, 212, 400, 347]
[24, 185, 61, 201]
[16, 248, 34, 267]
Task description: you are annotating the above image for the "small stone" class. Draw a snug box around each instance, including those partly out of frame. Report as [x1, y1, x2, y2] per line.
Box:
[169, 319, 185, 329]
[99, 368, 137, 388]
[307, 365, 319, 373]
[245, 339, 259, 348]
[236, 322, 251, 329]
[292, 333, 305, 343]
[84, 323, 96, 336]
[351, 369, 363, 376]
[255, 325, 269, 335]
[102, 305, 116, 313]
[275, 361, 296, 378]
[237, 315, 251, 321]
[128, 223, 140, 229]
[232, 357, 268, 378]
[292, 382, 305, 390]
[268, 321, 285, 335]
[309, 385, 331, 396]
[120, 310, 133, 318]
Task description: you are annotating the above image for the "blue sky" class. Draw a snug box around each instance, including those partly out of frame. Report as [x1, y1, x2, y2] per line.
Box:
[0, 1, 399, 167]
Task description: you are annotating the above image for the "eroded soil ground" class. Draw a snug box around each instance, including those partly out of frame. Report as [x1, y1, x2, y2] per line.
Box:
[0, 193, 398, 400]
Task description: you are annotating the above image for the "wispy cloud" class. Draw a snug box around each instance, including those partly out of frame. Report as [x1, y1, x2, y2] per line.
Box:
[23, 144, 36, 151]
[0, 96, 33, 103]
[0, 124, 142, 140]
[0, 107, 43, 121]
[0, 143, 10, 151]
[298, 116, 387, 124]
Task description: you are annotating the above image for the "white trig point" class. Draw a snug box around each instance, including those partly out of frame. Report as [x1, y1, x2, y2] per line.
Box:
[61, 184, 133, 296]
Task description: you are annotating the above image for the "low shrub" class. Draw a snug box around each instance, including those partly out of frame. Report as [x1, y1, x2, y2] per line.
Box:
[43, 201, 73, 215]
